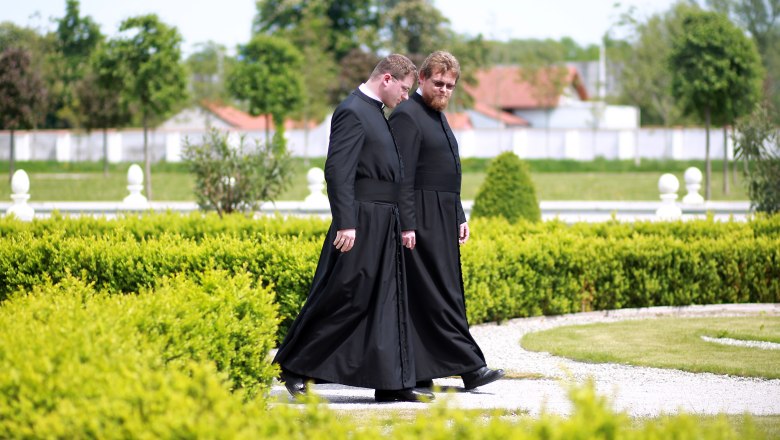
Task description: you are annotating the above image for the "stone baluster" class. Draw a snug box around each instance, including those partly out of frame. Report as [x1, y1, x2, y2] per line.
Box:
[6, 170, 34, 221]
[655, 173, 682, 220]
[303, 167, 329, 207]
[122, 164, 149, 208]
[682, 167, 704, 204]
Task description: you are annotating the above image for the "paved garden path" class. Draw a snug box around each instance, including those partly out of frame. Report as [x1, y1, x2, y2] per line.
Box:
[270, 304, 780, 416]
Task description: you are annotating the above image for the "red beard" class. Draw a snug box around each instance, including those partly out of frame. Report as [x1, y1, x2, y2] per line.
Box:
[423, 93, 449, 111]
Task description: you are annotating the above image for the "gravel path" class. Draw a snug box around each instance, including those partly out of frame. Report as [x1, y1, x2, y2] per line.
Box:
[271, 304, 780, 416]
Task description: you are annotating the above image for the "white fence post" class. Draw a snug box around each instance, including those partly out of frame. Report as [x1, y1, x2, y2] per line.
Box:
[55, 132, 72, 162]
[6, 170, 34, 221]
[656, 173, 682, 220]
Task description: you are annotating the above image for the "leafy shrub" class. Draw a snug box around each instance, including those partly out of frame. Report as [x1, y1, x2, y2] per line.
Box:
[1, 215, 779, 336]
[0, 272, 278, 437]
[183, 128, 293, 217]
[734, 103, 780, 214]
[471, 152, 541, 222]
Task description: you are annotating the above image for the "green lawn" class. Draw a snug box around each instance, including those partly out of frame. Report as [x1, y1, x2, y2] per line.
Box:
[2, 160, 750, 202]
[521, 317, 780, 379]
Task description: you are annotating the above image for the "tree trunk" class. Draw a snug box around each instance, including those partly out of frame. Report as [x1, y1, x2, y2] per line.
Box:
[102, 128, 109, 178]
[705, 108, 711, 201]
[722, 124, 729, 195]
[8, 129, 15, 184]
[265, 114, 271, 145]
[143, 114, 152, 201]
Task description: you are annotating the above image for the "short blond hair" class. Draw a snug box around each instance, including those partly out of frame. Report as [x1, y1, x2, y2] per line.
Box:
[370, 53, 417, 80]
[420, 51, 460, 82]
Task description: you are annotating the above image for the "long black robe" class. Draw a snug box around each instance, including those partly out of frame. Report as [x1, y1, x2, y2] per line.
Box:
[273, 89, 415, 390]
[389, 92, 486, 381]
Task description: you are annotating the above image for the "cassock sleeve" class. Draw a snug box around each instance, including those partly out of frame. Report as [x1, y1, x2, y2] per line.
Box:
[389, 110, 421, 231]
[324, 108, 364, 230]
[456, 199, 466, 225]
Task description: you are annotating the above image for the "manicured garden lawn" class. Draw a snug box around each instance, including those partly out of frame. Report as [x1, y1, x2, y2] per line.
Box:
[1, 159, 749, 202]
[521, 317, 780, 379]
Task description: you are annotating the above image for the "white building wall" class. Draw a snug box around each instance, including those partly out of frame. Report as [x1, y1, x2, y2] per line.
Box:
[0, 125, 737, 163]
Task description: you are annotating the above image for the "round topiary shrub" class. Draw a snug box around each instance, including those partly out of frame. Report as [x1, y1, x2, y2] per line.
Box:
[471, 152, 541, 222]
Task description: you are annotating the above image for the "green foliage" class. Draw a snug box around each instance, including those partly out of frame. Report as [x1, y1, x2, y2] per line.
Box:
[670, 8, 764, 124]
[0, 272, 278, 437]
[734, 103, 780, 213]
[0, 48, 47, 131]
[112, 14, 189, 124]
[614, 3, 692, 126]
[3, 213, 780, 339]
[228, 34, 304, 142]
[471, 152, 541, 222]
[183, 129, 294, 216]
[51, 0, 103, 128]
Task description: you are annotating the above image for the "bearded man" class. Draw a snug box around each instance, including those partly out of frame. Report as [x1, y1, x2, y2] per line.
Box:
[389, 51, 505, 391]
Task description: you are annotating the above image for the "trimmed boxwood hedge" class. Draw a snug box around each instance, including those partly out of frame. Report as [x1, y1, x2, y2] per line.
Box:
[0, 214, 778, 337]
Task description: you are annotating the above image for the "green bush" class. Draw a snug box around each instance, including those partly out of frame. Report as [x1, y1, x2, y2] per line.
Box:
[1, 214, 779, 336]
[183, 128, 293, 216]
[0, 272, 278, 437]
[471, 151, 541, 222]
[734, 103, 780, 214]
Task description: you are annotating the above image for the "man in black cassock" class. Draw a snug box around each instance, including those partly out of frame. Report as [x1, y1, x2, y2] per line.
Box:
[274, 54, 434, 403]
[389, 51, 505, 390]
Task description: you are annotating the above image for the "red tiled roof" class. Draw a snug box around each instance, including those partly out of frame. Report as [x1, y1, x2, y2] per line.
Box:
[444, 112, 473, 130]
[463, 65, 588, 110]
[202, 102, 317, 131]
[203, 102, 271, 130]
[472, 102, 529, 126]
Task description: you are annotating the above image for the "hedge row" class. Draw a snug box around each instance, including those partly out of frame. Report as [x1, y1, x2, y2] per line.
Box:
[2, 212, 779, 241]
[0, 271, 279, 437]
[1, 216, 778, 337]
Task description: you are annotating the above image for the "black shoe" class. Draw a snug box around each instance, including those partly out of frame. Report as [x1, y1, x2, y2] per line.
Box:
[280, 370, 307, 397]
[461, 366, 505, 390]
[415, 379, 434, 388]
[375, 388, 435, 402]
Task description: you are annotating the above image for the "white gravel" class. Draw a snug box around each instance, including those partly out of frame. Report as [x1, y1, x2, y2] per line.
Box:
[271, 304, 780, 416]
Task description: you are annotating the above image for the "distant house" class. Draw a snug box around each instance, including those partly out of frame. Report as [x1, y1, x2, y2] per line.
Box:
[160, 102, 314, 132]
[462, 65, 638, 130]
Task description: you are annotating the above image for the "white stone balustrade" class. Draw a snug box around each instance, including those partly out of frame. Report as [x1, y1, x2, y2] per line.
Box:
[303, 167, 329, 208]
[682, 167, 704, 204]
[656, 173, 682, 220]
[1, 165, 752, 222]
[6, 170, 35, 221]
[122, 164, 149, 208]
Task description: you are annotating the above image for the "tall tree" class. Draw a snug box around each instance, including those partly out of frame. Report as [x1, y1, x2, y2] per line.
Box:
[382, 0, 449, 57]
[52, 0, 103, 127]
[227, 35, 304, 144]
[111, 14, 189, 200]
[614, 3, 694, 127]
[670, 8, 763, 200]
[75, 43, 133, 177]
[707, 0, 780, 120]
[253, 0, 377, 60]
[0, 48, 46, 182]
[1, 22, 60, 130]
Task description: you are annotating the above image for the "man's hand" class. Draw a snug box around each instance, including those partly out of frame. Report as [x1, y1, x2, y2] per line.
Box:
[334, 229, 356, 252]
[402, 230, 416, 250]
[459, 222, 470, 244]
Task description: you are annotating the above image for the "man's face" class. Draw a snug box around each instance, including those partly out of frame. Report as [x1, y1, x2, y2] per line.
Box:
[381, 73, 414, 109]
[420, 70, 457, 112]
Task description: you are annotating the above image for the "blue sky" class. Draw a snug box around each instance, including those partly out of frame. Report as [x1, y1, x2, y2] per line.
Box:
[4, 0, 678, 56]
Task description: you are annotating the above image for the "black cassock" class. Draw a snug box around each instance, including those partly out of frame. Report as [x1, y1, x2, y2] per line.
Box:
[389, 92, 486, 381]
[273, 89, 416, 390]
